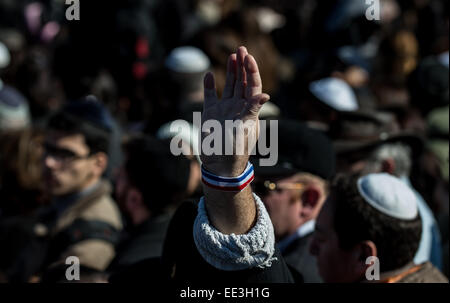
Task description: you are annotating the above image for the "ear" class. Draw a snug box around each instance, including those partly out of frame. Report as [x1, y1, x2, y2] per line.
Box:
[381, 158, 395, 175]
[124, 187, 144, 211]
[352, 240, 378, 278]
[93, 152, 109, 175]
[300, 187, 321, 219]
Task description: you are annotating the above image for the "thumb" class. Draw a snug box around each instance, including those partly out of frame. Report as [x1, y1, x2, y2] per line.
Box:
[247, 93, 270, 116]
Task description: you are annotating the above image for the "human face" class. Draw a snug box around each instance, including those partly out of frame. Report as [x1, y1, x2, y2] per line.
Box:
[255, 175, 305, 240]
[309, 196, 362, 283]
[43, 131, 99, 196]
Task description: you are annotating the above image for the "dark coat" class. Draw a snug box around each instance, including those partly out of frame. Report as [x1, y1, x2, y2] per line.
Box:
[282, 233, 322, 283]
[110, 200, 299, 284]
[44, 180, 123, 271]
[109, 213, 172, 271]
[0, 181, 122, 282]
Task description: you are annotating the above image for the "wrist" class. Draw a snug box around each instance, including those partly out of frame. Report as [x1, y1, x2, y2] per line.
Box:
[201, 158, 249, 177]
[202, 162, 254, 192]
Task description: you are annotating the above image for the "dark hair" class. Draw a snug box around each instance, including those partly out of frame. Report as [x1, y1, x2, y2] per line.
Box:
[47, 111, 111, 155]
[0, 129, 45, 217]
[329, 174, 422, 272]
[123, 135, 191, 215]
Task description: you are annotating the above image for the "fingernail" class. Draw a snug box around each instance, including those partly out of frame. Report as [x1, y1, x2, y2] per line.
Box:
[238, 46, 247, 54]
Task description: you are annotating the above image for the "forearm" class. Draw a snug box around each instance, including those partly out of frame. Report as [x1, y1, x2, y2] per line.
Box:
[203, 183, 256, 235]
[193, 46, 276, 271]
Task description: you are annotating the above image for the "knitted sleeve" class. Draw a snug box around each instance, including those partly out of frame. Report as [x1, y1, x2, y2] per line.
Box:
[193, 193, 277, 271]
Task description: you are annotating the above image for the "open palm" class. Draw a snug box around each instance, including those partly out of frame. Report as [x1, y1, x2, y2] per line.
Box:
[200, 46, 270, 177]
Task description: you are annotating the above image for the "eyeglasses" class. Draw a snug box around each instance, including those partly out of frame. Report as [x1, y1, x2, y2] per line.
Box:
[43, 142, 91, 163]
[252, 180, 305, 196]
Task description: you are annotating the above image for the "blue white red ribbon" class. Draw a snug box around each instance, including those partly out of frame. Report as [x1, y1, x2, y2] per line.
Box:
[201, 162, 254, 191]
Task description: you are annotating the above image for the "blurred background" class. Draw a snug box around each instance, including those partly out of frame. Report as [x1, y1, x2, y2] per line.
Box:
[0, 0, 448, 282]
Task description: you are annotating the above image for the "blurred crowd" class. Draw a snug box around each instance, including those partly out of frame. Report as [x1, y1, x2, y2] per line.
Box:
[0, 0, 448, 283]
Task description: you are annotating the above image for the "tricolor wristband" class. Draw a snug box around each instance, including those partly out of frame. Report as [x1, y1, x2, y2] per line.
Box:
[201, 162, 254, 192]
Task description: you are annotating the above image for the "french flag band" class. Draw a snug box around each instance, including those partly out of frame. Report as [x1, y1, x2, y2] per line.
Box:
[201, 162, 254, 192]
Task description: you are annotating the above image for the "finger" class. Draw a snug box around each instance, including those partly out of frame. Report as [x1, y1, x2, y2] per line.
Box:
[233, 46, 248, 99]
[244, 55, 262, 99]
[203, 72, 218, 109]
[246, 93, 270, 117]
[222, 54, 237, 99]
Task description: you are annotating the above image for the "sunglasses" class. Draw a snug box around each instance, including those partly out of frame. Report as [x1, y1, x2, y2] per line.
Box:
[252, 180, 305, 196]
[43, 142, 91, 163]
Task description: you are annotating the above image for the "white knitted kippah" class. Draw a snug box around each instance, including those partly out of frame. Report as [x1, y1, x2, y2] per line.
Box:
[193, 193, 277, 271]
[357, 173, 418, 220]
[165, 46, 210, 73]
[309, 77, 358, 112]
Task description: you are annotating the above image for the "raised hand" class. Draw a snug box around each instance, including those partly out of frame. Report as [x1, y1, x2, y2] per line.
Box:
[201, 46, 270, 177]
[200, 46, 270, 235]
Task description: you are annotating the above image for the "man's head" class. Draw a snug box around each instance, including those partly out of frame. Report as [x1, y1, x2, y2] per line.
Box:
[165, 46, 210, 102]
[332, 110, 422, 177]
[43, 98, 112, 196]
[256, 172, 328, 240]
[298, 77, 358, 129]
[253, 120, 335, 240]
[338, 142, 413, 177]
[310, 173, 422, 283]
[115, 135, 198, 226]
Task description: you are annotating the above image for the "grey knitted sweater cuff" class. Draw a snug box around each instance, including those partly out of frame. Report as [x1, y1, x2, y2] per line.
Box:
[193, 193, 277, 271]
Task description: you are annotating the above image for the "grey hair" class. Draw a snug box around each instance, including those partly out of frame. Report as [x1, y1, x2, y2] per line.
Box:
[363, 143, 412, 177]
